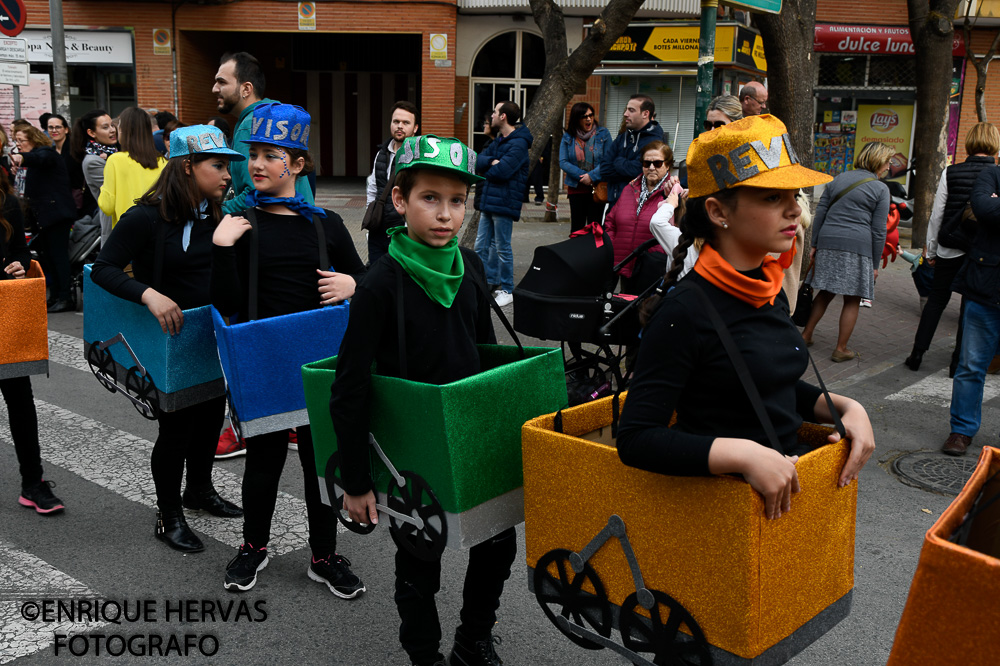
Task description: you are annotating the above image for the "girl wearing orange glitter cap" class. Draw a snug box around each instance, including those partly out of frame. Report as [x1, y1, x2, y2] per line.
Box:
[616, 115, 876, 521]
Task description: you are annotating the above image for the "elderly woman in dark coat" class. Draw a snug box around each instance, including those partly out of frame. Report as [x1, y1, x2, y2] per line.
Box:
[800, 142, 893, 362]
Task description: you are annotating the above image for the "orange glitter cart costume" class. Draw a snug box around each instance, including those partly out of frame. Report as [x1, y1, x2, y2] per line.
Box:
[0, 261, 49, 379]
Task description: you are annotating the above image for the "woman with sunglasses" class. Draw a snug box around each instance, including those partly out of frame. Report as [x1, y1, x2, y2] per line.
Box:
[704, 95, 743, 131]
[559, 102, 612, 233]
[604, 140, 679, 296]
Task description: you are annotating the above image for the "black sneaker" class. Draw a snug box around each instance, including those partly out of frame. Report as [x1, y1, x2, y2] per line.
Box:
[224, 543, 268, 592]
[19, 480, 65, 515]
[307, 553, 366, 599]
[449, 632, 502, 666]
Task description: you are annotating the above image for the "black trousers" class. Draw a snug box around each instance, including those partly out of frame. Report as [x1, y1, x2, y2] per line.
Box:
[567, 192, 603, 234]
[394, 527, 517, 665]
[912, 255, 965, 367]
[242, 424, 337, 555]
[0, 375, 44, 487]
[39, 219, 72, 301]
[151, 396, 226, 510]
[524, 165, 544, 202]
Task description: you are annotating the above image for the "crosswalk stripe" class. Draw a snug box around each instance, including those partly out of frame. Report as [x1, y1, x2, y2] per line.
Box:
[47, 330, 90, 374]
[885, 368, 1000, 408]
[0, 398, 321, 556]
[0, 540, 106, 664]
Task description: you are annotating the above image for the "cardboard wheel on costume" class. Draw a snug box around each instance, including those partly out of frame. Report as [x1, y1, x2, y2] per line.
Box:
[0, 261, 48, 379]
[522, 393, 858, 666]
[82, 265, 224, 419]
[304, 343, 566, 561]
[888, 446, 1000, 666]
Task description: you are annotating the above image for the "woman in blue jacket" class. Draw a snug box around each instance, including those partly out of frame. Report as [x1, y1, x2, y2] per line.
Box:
[559, 102, 612, 233]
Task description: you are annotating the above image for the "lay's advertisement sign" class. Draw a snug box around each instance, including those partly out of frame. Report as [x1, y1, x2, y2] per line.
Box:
[854, 104, 914, 184]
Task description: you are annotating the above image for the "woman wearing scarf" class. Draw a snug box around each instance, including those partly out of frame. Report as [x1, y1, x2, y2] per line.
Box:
[559, 102, 612, 233]
[617, 115, 875, 522]
[604, 140, 675, 295]
[210, 103, 367, 596]
[92, 125, 245, 552]
[71, 109, 119, 246]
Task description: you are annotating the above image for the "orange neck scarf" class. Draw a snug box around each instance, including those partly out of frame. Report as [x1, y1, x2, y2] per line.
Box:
[693, 243, 785, 308]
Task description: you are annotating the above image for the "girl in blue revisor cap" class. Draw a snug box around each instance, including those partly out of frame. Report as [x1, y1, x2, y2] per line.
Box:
[210, 102, 367, 596]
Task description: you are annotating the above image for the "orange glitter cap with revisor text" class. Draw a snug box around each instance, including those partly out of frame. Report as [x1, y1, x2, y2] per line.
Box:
[686, 114, 833, 198]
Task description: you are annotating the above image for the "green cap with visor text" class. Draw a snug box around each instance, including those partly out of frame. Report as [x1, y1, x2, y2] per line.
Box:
[394, 135, 484, 185]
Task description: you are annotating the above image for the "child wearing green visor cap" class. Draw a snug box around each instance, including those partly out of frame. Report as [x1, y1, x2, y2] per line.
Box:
[331, 136, 513, 666]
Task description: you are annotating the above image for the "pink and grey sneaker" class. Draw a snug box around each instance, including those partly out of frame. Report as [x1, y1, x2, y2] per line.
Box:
[215, 426, 247, 459]
[19, 480, 65, 515]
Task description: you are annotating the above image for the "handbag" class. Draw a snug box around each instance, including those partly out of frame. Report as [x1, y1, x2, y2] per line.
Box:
[937, 201, 977, 253]
[792, 259, 816, 326]
[361, 168, 396, 231]
[592, 181, 608, 204]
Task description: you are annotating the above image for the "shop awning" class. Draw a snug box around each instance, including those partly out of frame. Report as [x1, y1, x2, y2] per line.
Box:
[597, 22, 767, 75]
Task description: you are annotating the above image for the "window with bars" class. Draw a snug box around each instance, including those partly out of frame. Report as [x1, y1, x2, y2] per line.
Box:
[816, 54, 916, 90]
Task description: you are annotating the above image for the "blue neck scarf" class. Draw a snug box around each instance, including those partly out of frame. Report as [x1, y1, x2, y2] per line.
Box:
[245, 189, 327, 221]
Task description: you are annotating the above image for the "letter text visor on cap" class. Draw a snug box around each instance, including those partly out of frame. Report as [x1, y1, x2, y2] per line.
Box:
[169, 124, 245, 160]
[686, 114, 832, 198]
[242, 102, 312, 151]
[394, 134, 485, 185]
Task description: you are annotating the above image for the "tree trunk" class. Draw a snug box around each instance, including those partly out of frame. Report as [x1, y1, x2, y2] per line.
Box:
[753, 0, 819, 171]
[544, 125, 563, 222]
[908, 0, 963, 248]
[524, 0, 646, 168]
[460, 210, 481, 249]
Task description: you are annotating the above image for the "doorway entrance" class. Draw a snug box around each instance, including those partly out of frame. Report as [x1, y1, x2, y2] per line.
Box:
[468, 30, 544, 152]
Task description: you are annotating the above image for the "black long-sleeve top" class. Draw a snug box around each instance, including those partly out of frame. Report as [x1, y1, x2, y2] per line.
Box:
[0, 194, 29, 279]
[20, 145, 77, 228]
[210, 208, 366, 321]
[91, 203, 215, 310]
[330, 249, 496, 495]
[616, 270, 823, 476]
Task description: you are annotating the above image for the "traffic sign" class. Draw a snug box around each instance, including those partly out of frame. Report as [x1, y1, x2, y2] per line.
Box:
[0, 0, 26, 38]
[724, 0, 782, 14]
[0, 37, 25, 61]
[0, 60, 29, 86]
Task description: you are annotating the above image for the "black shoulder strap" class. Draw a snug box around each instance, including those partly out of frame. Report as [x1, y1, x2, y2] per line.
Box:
[462, 253, 525, 359]
[152, 209, 167, 292]
[389, 252, 526, 381]
[691, 283, 783, 455]
[314, 214, 330, 270]
[829, 177, 875, 211]
[691, 283, 846, 452]
[394, 259, 408, 380]
[247, 208, 259, 322]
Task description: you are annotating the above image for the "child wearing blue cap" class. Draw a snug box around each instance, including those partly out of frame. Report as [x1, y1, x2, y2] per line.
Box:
[210, 103, 367, 595]
[331, 135, 514, 666]
[92, 124, 246, 553]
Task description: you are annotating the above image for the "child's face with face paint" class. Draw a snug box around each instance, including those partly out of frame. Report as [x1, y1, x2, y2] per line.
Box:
[247, 142, 302, 198]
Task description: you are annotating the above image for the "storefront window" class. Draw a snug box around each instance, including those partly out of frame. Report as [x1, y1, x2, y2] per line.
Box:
[817, 55, 866, 88]
[869, 56, 917, 88]
[471, 33, 517, 78]
[520, 33, 545, 80]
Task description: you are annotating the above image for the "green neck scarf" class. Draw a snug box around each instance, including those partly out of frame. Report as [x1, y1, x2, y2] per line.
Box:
[387, 226, 465, 308]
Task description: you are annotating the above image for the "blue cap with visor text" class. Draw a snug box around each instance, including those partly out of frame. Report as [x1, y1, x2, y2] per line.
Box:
[169, 124, 245, 161]
[242, 102, 311, 151]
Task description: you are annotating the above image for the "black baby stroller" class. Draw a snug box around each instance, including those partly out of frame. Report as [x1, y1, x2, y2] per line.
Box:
[513, 225, 662, 404]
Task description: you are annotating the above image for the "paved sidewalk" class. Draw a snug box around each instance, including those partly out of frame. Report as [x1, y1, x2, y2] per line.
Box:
[315, 178, 960, 390]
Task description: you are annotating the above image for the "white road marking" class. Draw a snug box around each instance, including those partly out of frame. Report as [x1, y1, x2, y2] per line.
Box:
[0, 399, 322, 556]
[0, 540, 105, 664]
[47, 330, 90, 373]
[885, 368, 1000, 408]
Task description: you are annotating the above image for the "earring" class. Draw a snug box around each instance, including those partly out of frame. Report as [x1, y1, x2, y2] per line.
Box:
[722, 222, 729, 229]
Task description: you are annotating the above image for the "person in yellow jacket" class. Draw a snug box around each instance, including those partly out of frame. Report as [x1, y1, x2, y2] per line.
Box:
[98, 107, 166, 229]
